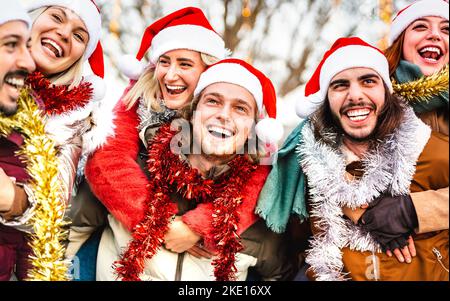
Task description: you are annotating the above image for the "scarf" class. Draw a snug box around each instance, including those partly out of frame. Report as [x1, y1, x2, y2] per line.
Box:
[255, 120, 309, 233]
[114, 123, 257, 281]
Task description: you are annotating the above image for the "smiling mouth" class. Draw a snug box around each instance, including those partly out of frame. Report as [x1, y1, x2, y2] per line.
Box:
[207, 125, 235, 139]
[165, 84, 187, 95]
[4, 75, 25, 90]
[344, 108, 371, 122]
[41, 38, 63, 58]
[419, 46, 443, 62]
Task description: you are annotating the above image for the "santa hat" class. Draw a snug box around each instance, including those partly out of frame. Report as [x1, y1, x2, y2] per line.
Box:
[119, 7, 229, 80]
[194, 58, 284, 146]
[1, 1, 31, 28]
[389, 0, 449, 45]
[27, 0, 105, 100]
[296, 37, 392, 119]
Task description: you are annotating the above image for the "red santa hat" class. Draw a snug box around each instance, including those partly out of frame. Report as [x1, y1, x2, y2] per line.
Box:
[194, 58, 284, 145]
[119, 7, 229, 80]
[27, 0, 105, 100]
[296, 37, 393, 119]
[389, 0, 449, 45]
[1, 1, 31, 28]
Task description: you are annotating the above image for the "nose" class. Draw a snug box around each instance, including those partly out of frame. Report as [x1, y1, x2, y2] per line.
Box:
[18, 46, 36, 73]
[347, 83, 365, 102]
[56, 24, 71, 43]
[165, 64, 180, 81]
[216, 104, 232, 122]
[427, 25, 443, 42]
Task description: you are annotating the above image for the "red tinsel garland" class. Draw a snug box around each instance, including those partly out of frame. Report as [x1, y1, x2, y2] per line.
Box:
[114, 123, 257, 281]
[26, 71, 93, 115]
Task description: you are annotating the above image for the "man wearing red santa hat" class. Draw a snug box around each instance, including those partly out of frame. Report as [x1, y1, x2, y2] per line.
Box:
[93, 58, 290, 281]
[258, 37, 448, 281]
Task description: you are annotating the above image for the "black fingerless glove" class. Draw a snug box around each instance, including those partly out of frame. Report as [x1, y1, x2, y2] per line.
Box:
[359, 194, 418, 250]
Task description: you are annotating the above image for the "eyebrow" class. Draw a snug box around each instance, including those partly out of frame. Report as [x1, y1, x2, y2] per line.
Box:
[358, 73, 381, 81]
[0, 34, 21, 41]
[160, 55, 195, 63]
[329, 78, 349, 86]
[203, 92, 252, 107]
[51, 7, 67, 18]
[203, 92, 224, 100]
[413, 17, 449, 24]
[51, 7, 89, 35]
[329, 73, 380, 86]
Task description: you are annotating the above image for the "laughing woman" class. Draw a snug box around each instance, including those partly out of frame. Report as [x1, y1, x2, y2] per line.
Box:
[356, 0, 449, 266]
[0, 0, 112, 280]
[83, 7, 234, 279]
[385, 0, 448, 134]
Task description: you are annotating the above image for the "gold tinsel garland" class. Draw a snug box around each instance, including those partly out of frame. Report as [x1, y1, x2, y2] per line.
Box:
[0, 89, 69, 281]
[392, 65, 449, 103]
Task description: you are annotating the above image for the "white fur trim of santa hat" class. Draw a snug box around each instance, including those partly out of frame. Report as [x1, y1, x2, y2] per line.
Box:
[194, 62, 264, 111]
[150, 24, 229, 64]
[1, 1, 31, 28]
[27, 0, 102, 60]
[297, 44, 392, 118]
[389, 0, 449, 45]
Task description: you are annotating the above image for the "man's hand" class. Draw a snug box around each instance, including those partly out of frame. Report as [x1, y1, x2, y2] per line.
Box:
[0, 168, 15, 212]
[386, 236, 416, 264]
[163, 216, 202, 253]
[359, 194, 418, 263]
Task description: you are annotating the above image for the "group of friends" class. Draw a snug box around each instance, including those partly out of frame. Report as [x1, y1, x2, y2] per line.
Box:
[0, 0, 448, 281]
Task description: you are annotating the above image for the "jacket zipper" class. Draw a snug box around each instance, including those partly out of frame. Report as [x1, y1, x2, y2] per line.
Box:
[432, 247, 449, 273]
[174, 252, 185, 281]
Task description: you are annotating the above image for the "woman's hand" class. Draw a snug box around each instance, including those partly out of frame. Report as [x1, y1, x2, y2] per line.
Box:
[164, 216, 202, 253]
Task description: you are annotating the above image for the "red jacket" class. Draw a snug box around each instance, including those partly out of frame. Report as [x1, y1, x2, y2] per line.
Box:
[85, 99, 269, 249]
[0, 133, 29, 183]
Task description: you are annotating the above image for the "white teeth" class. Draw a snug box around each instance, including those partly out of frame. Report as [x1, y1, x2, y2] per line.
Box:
[166, 85, 186, 90]
[209, 126, 233, 138]
[349, 115, 367, 121]
[420, 47, 441, 55]
[346, 109, 370, 117]
[5, 77, 24, 88]
[42, 38, 63, 57]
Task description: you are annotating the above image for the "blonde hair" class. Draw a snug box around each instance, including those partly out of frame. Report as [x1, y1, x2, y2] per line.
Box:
[124, 52, 220, 111]
[28, 7, 86, 89]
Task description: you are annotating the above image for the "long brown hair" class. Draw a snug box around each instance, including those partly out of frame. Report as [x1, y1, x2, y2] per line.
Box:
[311, 82, 406, 147]
[384, 31, 406, 76]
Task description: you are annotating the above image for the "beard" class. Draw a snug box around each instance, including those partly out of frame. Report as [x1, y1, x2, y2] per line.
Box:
[331, 101, 378, 142]
[0, 102, 18, 116]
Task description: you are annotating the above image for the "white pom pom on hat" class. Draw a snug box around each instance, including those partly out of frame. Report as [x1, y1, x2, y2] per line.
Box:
[389, 0, 449, 45]
[296, 37, 392, 119]
[83, 74, 106, 101]
[117, 54, 146, 80]
[194, 58, 284, 146]
[118, 7, 228, 79]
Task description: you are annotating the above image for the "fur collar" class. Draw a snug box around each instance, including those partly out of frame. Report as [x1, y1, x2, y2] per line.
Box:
[297, 107, 431, 280]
